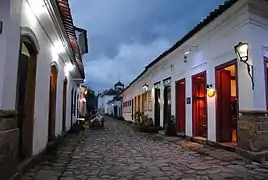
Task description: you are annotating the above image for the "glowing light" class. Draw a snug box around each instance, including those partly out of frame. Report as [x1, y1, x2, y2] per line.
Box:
[207, 88, 216, 98]
[53, 41, 65, 54]
[234, 42, 249, 62]
[184, 51, 190, 55]
[66, 63, 74, 72]
[29, 0, 46, 16]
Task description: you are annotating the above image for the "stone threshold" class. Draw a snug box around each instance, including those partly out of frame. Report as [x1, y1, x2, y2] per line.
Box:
[159, 132, 268, 163]
[10, 131, 74, 180]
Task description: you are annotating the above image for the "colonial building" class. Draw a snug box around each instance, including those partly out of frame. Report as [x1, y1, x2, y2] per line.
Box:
[107, 94, 123, 118]
[122, 0, 268, 159]
[0, 0, 88, 179]
[97, 81, 124, 114]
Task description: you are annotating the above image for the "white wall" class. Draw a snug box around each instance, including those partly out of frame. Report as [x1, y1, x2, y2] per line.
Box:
[20, 0, 80, 155]
[0, 0, 22, 110]
[122, 0, 268, 142]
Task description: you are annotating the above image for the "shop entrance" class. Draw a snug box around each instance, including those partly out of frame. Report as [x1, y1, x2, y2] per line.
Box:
[216, 61, 238, 143]
[62, 78, 67, 132]
[154, 85, 161, 127]
[16, 38, 37, 160]
[175, 79, 186, 133]
[48, 65, 58, 142]
[192, 72, 207, 138]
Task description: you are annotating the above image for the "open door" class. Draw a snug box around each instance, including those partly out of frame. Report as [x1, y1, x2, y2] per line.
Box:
[154, 87, 161, 127]
[48, 66, 58, 142]
[62, 78, 67, 132]
[265, 58, 268, 110]
[16, 39, 37, 160]
[192, 72, 207, 138]
[131, 99, 134, 120]
[176, 79, 186, 133]
[70, 88, 74, 127]
[216, 62, 238, 143]
[163, 86, 171, 128]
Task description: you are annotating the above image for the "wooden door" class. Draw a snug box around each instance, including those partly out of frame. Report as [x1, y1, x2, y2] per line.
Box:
[62, 79, 67, 132]
[70, 88, 74, 127]
[192, 72, 207, 138]
[17, 53, 29, 159]
[176, 79, 186, 133]
[163, 86, 171, 127]
[216, 70, 232, 142]
[48, 67, 57, 141]
[154, 88, 160, 127]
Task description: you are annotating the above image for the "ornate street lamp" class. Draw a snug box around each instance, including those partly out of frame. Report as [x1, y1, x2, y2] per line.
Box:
[235, 42, 249, 62]
[234, 42, 254, 90]
[142, 83, 149, 92]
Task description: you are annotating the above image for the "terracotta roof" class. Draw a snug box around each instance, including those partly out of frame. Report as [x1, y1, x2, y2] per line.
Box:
[56, 0, 85, 78]
[123, 0, 239, 92]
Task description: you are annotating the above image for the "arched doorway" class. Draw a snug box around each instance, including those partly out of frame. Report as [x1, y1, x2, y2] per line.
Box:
[16, 36, 38, 160]
[48, 65, 58, 142]
[62, 78, 67, 132]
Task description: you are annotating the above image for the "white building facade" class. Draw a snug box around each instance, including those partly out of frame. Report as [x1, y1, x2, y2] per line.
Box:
[123, 0, 268, 158]
[0, 0, 88, 179]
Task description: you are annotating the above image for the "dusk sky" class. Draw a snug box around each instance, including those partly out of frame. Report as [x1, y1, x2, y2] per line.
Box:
[69, 0, 226, 93]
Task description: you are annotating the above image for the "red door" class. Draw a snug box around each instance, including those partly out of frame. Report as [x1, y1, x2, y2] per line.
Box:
[216, 70, 232, 142]
[175, 79, 186, 133]
[192, 72, 207, 138]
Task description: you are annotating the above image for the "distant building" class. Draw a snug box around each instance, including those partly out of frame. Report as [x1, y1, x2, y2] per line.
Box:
[97, 81, 124, 114]
[107, 94, 123, 118]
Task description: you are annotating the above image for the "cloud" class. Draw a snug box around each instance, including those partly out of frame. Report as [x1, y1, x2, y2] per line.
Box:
[84, 38, 170, 92]
[69, 0, 226, 92]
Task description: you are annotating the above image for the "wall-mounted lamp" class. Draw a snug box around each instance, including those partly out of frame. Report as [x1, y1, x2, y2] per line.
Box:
[143, 83, 149, 92]
[207, 84, 215, 97]
[234, 42, 254, 90]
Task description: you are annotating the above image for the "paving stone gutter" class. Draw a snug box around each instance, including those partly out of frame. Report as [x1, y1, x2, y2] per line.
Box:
[11, 130, 85, 180]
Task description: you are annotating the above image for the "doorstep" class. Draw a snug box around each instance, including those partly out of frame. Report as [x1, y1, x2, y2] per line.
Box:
[157, 132, 267, 162]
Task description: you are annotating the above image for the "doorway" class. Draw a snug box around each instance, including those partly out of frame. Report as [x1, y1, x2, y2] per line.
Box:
[48, 65, 58, 142]
[154, 86, 161, 127]
[62, 78, 67, 132]
[216, 61, 238, 143]
[163, 85, 171, 128]
[192, 72, 207, 138]
[16, 38, 37, 160]
[131, 99, 134, 120]
[176, 79, 186, 133]
[70, 88, 74, 127]
[265, 58, 268, 110]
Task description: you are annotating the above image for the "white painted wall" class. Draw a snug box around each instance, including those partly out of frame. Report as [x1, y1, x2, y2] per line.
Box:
[18, 0, 82, 155]
[0, 0, 22, 110]
[122, 0, 268, 142]
[98, 95, 115, 114]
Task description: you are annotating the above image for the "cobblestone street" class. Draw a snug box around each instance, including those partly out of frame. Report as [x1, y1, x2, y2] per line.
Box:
[21, 117, 268, 180]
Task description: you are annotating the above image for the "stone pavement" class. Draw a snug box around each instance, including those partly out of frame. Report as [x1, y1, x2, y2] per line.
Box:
[21, 117, 268, 180]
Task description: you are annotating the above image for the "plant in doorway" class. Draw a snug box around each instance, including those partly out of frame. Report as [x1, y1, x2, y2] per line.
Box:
[164, 115, 177, 136]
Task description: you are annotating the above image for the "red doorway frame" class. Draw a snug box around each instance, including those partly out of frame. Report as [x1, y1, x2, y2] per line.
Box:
[192, 71, 207, 138]
[175, 78, 186, 133]
[215, 59, 239, 142]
